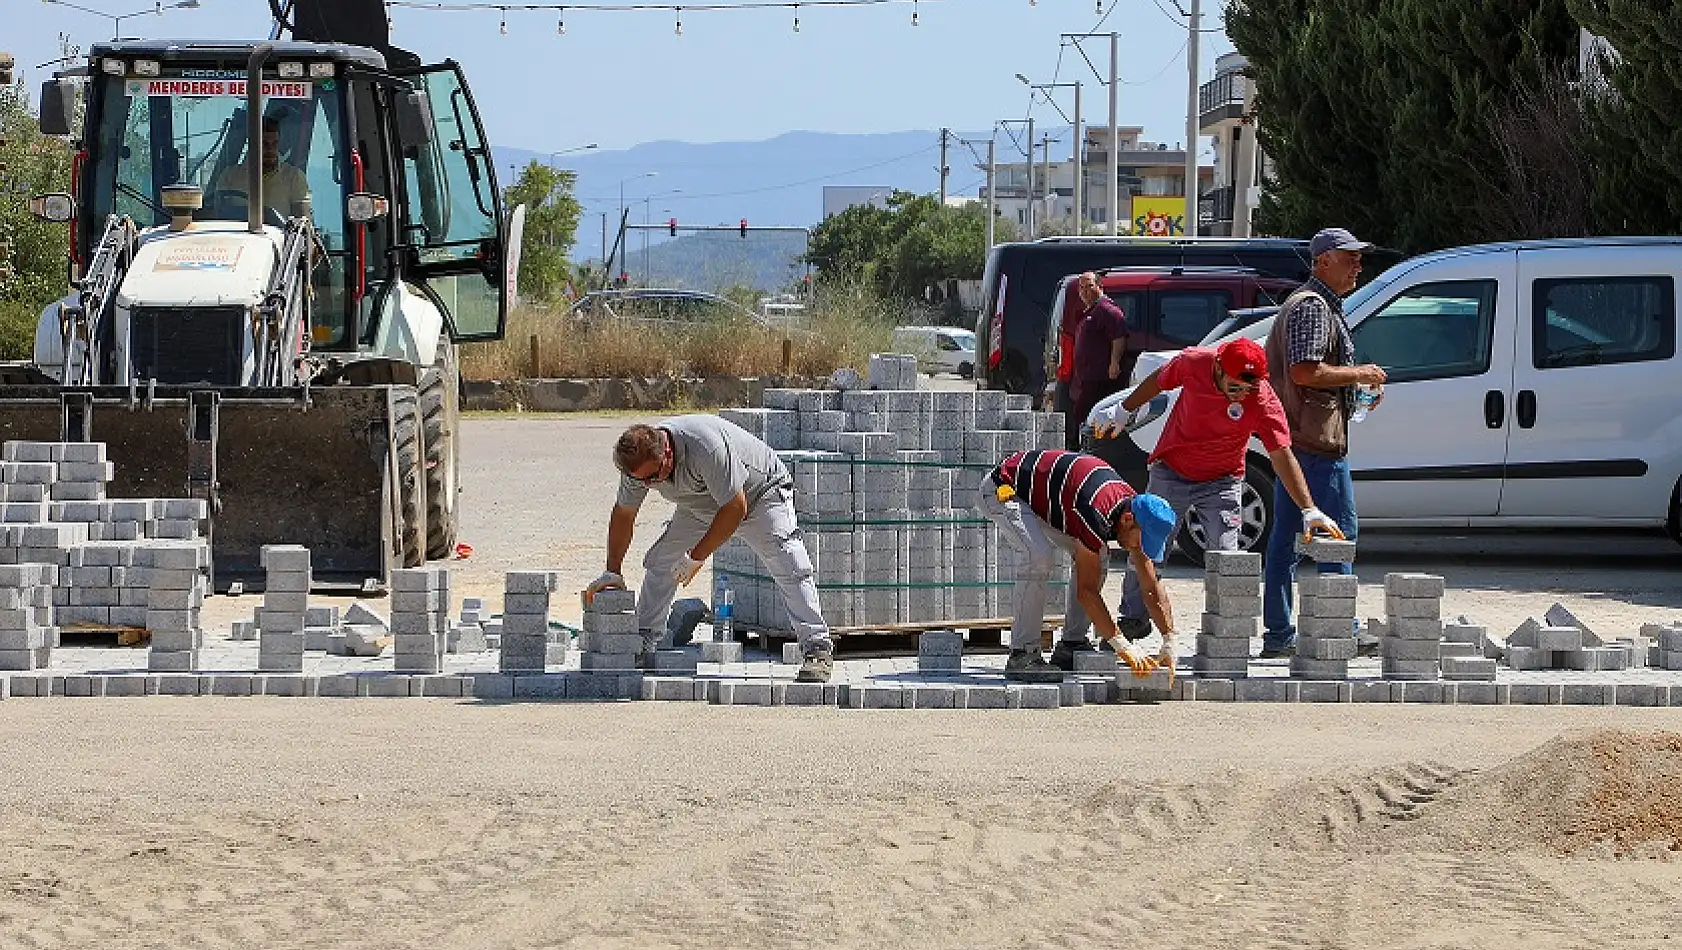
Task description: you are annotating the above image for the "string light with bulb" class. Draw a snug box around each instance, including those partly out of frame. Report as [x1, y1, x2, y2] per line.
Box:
[385, 0, 948, 34]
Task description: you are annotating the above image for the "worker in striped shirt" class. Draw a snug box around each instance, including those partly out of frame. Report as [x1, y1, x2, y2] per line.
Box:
[976, 449, 1179, 683]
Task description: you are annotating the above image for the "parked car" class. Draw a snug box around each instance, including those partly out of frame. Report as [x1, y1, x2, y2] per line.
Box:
[973, 236, 1313, 401]
[1043, 267, 1299, 401]
[1087, 236, 1682, 562]
[568, 289, 765, 327]
[892, 325, 977, 378]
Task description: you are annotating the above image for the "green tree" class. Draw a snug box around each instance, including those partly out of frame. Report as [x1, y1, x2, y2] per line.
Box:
[1565, 1, 1682, 233]
[807, 191, 1008, 299]
[503, 160, 583, 303]
[0, 84, 75, 359]
[1226, 0, 1578, 254]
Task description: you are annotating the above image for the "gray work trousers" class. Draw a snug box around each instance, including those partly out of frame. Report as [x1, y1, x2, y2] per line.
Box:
[974, 479, 1107, 651]
[636, 487, 833, 655]
[1121, 462, 1243, 620]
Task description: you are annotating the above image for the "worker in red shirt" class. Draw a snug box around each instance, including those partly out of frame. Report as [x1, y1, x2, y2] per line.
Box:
[1068, 271, 1131, 447]
[1091, 337, 1344, 642]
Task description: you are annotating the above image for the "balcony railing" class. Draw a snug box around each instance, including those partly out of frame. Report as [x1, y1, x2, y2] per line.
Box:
[1199, 72, 1247, 127]
[1198, 184, 1235, 227]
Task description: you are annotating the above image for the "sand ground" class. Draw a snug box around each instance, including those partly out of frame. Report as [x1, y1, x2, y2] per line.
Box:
[1, 702, 1680, 949]
[16, 413, 1682, 948]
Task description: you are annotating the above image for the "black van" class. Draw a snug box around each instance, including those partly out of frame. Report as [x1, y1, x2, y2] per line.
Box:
[974, 237, 1312, 398]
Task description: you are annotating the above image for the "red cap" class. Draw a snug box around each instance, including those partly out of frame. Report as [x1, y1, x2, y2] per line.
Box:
[1217, 337, 1268, 381]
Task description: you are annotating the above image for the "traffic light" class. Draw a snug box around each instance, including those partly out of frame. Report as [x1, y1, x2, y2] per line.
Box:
[0, 52, 14, 87]
[739, 218, 748, 238]
[668, 217, 677, 237]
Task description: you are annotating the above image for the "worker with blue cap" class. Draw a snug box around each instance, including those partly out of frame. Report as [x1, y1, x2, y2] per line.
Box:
[977, 449, 1179, 683]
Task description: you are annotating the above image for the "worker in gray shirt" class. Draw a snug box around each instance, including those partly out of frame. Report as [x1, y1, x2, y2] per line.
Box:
[587, 415, 836, 682]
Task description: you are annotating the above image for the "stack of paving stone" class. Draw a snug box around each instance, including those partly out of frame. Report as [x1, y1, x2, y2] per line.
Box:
[1646, 621, 1682, 670]
[390, 568, 450, 674]
[147, 542, 209, 672]
[867, 352, 920, 390]
[1196, 551, 1261, 678]
[1292, 572, 1359, 680]
[1438, 617, 1500, 680]
[448, 597, 489, 653]
[257, 545, 310, 673]
[498, 571, 556, 673]
[1505, 605, 1643, 672]
[303, 605, 340, 651]
[715, 373, 1065, 636]
[0, 564, 57, 671]
[579, 585, 642, 671]
[1377, 573, 1445, 681]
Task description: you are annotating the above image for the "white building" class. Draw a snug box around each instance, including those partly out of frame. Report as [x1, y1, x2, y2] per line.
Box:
[980, 126, 1212, 237]
[1198, 51, 1268, 238]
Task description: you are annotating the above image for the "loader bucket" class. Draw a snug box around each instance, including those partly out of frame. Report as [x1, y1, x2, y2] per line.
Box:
[0, 384, 397, 591]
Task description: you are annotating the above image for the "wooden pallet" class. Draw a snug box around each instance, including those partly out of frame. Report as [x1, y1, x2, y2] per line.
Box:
[59, 624, 150, 647]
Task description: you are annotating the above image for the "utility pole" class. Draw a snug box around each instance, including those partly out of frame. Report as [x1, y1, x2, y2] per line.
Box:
[1025, 116, 1035, 238]
[1185, 0, 1202, 236]
[1071, 81, 1083, 236]
[1040, 134, 1053, 231]
[1108, 33, 1120, 235]
[938, 128, 950, 205]
[985, 136, 996, 249]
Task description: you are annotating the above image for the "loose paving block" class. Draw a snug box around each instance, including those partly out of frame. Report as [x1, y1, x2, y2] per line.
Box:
[1290, 657, 1351, 680]
[581, 610, 636, 636]
[1233, 679, 1288, 702]
[1300, 595, 1357, 619]
[1012, 684, 1061, 709]
[1202, 613, 1259, 638]
[578, 652, 641, 672]
[1299, 574, 1359, 598]
[1195, 634, 1252, 659]
[1565, 646, 1629, 672]
[1073, 650, 1118, 673]
[1297, 680, 1351, 703]
[1206, 593, 1263, 617]
[148, 650, 198, 672]
[1543, 603, 1602, 646]
[1385, 596, 1442, 620]
[1204, 551, 1262, 576]
[648, 649, 699, 674]
[1300, 539, 1356, 563]
[714, 682, 775, 706]
[1297, 636, 1357, 661]
[1193, 656, 1250, 677]
[644, 677, 706, 702]
[1205, 574, 1260, 596]
[700, 640, 743, 663]
[1387, 618, 1445, 640]
[1384, 573, 1445, 597]
[1381, 658, 1441, 680]
[917, 654, 962, 674]
[1380, 638, 1442, 661]
[1534, 626, 1583, 652]
[580, 632, 643, 654]
[1440, 656, 1498, 681]
[919, 630, 964, 656]
[591, 587, 636, 613]
[1505, 645, 1553, 670]
[505, 571, 559, 594]
[1350, 681, 1397, 703]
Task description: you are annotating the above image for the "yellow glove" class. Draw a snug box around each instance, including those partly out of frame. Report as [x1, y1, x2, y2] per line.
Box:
[995, 483, 1016, 503]
[1118, 646, 1159, 678]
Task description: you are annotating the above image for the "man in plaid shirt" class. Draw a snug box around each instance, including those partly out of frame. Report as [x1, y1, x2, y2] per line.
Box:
[1260, 228, 1388, 658]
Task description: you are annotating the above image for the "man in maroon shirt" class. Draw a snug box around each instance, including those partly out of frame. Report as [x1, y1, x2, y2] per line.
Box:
[976, 449, 1178, 682]
[1069, 271, 1131, 440]
[1092, 337, 1344, 643]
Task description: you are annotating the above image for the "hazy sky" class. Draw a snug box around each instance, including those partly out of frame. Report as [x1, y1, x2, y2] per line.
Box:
[9, 0, 1236, 147]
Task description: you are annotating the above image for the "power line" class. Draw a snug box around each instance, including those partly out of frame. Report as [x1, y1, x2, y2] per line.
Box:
[387, 0, 936, 14]
[1115, 37, 1187, 85]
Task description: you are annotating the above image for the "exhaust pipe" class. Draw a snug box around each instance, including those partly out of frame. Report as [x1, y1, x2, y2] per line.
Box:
[246, 43, 275, 235]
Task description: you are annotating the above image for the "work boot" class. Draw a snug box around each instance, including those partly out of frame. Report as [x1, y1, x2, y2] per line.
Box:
[1116, 615, 1153, 642]
[1049, 638, 1095, 671]
[795, 649, 834, 683]
[1003, 649, 1065, 683]
[1257, 641, 1295, 660]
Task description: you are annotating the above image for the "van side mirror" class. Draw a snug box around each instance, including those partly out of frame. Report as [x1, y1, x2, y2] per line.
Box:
[39, 79, 78, 138]
[395, 90, 433, 148]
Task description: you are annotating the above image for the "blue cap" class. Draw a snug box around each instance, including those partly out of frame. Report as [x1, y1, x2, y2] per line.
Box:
[1129, 493, 1176, 562]
[1309, 227, 1375, 258]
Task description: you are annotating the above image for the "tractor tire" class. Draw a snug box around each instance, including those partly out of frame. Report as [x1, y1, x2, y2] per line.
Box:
[392, 384, 427, 568]
[420, 338, 461, 561]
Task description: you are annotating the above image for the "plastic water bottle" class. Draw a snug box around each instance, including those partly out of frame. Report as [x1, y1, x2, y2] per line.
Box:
[715, 578, 734, 643]
[1351, 385, 1377, 424]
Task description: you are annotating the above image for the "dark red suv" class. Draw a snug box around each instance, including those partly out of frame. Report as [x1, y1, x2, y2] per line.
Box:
[1044, 267, 1299, 446]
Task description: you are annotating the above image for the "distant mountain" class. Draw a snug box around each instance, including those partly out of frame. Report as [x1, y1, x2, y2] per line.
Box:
[491, 129, 988, 267]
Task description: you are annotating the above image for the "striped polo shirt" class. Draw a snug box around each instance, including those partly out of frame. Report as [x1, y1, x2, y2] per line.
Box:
[992, 449, 1136, 552]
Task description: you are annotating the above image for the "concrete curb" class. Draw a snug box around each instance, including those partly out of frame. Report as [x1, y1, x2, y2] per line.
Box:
[6, 673, 1678, 707]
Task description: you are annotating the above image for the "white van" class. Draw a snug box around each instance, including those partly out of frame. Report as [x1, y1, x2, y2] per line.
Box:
[1090, 237, 1682, 557]
[892, 325, 977, 378]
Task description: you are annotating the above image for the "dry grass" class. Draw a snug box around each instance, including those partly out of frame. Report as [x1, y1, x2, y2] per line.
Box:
[460, 285, 903, 382]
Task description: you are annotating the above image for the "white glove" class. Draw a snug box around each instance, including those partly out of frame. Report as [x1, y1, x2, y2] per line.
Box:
[1300, 507, 1346, 540]
[1089, 402, 1141, 439]
[583, 571, 625, 608]
[1157, 632, 1178, 667]
[672, 553, 705, 587]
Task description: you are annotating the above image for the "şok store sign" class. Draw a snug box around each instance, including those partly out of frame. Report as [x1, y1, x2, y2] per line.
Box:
[1130, 196, 1187, 238]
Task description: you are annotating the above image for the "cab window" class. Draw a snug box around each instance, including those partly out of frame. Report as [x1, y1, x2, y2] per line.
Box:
[1351, 280, 1497, 383]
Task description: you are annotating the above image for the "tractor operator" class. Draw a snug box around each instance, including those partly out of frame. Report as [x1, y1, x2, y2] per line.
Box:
[587, 416, 837, 683]
[213, 116, 311, 219]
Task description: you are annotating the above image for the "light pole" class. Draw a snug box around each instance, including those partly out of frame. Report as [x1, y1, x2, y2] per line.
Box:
[42, 0, 201, 40]
[1019, 74, 1082, 234]
[642, 189, 682, 285]
[547, 143, 598, 168]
